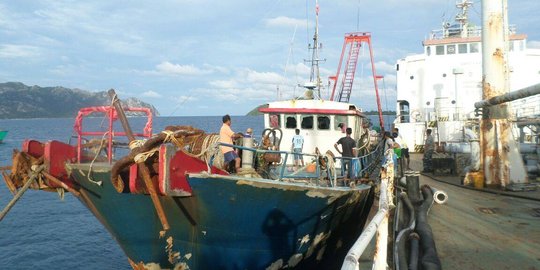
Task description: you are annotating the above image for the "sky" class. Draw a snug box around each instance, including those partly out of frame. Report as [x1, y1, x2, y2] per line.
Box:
[0, 0, 539, 116]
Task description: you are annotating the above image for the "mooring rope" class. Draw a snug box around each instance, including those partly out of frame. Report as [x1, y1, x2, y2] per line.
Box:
[87, 131, 109, 185]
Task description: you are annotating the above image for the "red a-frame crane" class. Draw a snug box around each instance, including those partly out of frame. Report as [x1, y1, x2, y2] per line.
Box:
[329, 32, 384, 129]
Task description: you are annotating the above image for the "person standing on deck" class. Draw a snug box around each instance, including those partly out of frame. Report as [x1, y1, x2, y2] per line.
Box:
[334, 127, 356, 181]
[291, 129, 304, 171]
[423, 129, 435, 173]
[393, 128, 410, 170]
[220, 114, 242, 172]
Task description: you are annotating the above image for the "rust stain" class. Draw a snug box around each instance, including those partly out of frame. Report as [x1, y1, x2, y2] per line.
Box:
[266, 259, 284, 270]
[287, 254, 303, 267]
[305, 232, 329, 259]
[235, 178, 351, 204]
[298, 234, 311, 249]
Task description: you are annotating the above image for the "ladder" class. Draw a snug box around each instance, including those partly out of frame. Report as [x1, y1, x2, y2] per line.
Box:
[329, 32, 385, 129]
[337, 42, 361, 102]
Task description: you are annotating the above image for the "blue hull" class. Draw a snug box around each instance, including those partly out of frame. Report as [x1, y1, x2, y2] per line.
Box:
[69, 163, 374, 269]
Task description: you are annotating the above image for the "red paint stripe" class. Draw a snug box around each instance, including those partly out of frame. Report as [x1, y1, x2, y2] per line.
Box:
[259, 107, 363, 116]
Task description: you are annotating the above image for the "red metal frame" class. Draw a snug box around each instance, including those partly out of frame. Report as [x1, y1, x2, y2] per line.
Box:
[73, 106, 153, 163]
[329, 32, 385, 130]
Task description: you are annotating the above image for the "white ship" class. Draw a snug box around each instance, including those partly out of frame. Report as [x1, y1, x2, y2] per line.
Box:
[394, 0, 540, 153]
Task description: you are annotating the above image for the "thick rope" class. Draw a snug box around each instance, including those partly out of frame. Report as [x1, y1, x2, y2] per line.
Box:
[87, 132, 109, 185]
[134, 148, 160, 163]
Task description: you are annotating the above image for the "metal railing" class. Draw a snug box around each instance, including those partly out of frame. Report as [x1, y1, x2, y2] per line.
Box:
[215, 139, 384, 186]
[341, 149, 395, 270]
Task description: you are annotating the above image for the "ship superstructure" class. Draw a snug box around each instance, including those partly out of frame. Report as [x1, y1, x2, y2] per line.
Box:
[394, 0, 540, 151]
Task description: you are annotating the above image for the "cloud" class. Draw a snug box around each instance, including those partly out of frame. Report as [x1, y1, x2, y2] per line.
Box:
[375, 61, 396, 74]
[244, 70, 284, 84]
[265, 16, 307, 28]
[209, 80, 238, 89]
[155, 61, 213, 76]
[0, 44, 41, 58]
[141, 90, 162, 98]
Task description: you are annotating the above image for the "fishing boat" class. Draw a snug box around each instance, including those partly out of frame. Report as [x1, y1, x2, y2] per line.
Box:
[0, 130, 7, 143]
[394, 0, 540, 152]
[0, 2, 387, 270]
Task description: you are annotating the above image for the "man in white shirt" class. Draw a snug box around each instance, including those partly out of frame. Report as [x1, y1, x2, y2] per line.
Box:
[291, 129, 304, 171]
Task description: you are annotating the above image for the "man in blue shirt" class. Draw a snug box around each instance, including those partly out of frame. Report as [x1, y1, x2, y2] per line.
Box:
[292, 129, 304, 171]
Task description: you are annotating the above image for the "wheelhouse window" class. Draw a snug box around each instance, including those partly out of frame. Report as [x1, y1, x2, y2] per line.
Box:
[285, 114, 297, 129]
[426, 46, 431, 56]
[470, 42, 479, 53]
[458, 43, 467, 54]
[301, 115, 313, 129]
[317, 116, 330, 130]
[269, 114, 281, 128]
[334, 115, 347, 131]
[435, 45, 445, 55]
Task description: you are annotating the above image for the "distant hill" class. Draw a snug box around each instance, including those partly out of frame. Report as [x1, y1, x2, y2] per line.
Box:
[246, 104, 268, 116]
[0, 82, 159, 119]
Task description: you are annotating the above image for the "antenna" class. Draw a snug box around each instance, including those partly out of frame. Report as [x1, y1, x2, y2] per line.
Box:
[303, 0, 326, 98]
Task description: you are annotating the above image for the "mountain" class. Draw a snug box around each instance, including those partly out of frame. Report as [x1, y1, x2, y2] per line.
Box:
[0, 82, 159, 119]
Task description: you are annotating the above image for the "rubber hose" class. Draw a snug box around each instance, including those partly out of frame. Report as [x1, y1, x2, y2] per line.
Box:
[395, 193, 415, 270]
[408, 232, 420, 270]
[416, 185, 442, 270]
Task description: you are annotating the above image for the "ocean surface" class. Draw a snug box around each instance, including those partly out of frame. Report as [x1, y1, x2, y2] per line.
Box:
[0, 114, 393, 269]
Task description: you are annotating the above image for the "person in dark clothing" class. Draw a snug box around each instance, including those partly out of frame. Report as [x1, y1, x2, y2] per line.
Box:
[423, 129, 435, 172]
[334, 127, 356, 181]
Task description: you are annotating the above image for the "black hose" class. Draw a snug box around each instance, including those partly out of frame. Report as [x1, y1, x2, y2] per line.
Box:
[416, 185, 442, 270]
[395, 193, 415, 270]
[406, 174, 422, 204]
[408, 232, 420, 270]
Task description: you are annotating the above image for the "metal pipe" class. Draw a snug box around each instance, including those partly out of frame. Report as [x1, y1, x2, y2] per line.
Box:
[0, 165, 44, 222]
[474, 83, 540, 108]
[241, 137, 254, 168]
[42, 171, 81, 197]
[431, 187, 448, 205]
[405, 172, 422, 203]
[341, 180, 389, 270]
[108, 89, 170, 231]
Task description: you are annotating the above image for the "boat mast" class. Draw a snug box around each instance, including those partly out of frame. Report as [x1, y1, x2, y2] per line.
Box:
[455, 0, 473, 37]
[304, 0, 325, 98]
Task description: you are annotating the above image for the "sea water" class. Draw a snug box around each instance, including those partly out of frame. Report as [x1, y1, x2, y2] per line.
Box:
[0, 114, 392, 269]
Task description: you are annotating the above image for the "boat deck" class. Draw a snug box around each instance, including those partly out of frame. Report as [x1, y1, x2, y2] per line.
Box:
[355, 153, 540, 269]
[409, 153, 540, 269]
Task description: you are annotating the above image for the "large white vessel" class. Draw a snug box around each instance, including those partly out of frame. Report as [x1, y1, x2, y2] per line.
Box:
[394, 0, 540, 152]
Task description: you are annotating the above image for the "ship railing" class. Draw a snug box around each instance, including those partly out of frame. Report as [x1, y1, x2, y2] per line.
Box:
[73, 106, 153, 163]
[428, 25, 516, 40]
[216, 141, 384, 187]
[341, 149, 395, 270]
